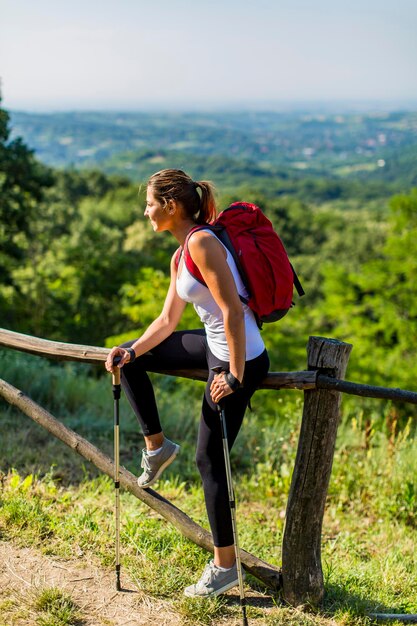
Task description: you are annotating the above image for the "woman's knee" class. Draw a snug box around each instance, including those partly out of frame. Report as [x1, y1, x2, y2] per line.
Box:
[120, 354, 144, 388]
[195, 448, 209, 476]
[196, 444, 220, 480]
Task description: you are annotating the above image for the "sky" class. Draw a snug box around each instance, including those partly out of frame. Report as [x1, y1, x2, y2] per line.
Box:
[1, 0, 417, 111]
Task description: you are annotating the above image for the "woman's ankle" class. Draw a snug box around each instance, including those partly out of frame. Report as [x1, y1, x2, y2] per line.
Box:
[214, 545, 236, 569]
[145, 432, 164, 451]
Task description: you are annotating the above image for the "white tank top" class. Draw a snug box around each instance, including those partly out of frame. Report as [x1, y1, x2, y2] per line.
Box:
[176, 230, 265, 361]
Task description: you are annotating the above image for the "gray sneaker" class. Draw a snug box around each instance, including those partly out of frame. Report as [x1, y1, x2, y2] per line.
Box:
[184, 560, 245, 598]
[137, 438, 180, 488]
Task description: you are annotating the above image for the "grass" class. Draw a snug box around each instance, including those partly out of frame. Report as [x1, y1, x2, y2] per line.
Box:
[0, 586, 81, 626]
[0, 350, 417, 624]
[1, 432, 416, 625]
[33, 587, 81, 626]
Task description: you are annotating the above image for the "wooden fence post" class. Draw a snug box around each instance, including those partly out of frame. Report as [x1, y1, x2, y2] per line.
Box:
[282, 336, 352, 607]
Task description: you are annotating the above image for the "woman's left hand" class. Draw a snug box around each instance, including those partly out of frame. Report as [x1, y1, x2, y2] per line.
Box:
[210, 372, 234, 404]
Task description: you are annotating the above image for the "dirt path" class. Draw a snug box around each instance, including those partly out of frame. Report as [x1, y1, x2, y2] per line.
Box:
[0, 539, 182, 625]
[0, 539, 299, 626]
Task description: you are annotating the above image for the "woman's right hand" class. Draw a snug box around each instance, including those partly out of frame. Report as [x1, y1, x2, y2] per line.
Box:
[105, 346, 130, 373]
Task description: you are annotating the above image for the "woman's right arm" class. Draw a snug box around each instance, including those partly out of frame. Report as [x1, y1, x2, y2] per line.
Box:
[105, 251, 186, 371]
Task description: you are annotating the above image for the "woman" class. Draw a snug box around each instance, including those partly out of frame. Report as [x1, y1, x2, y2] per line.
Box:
[105, 169, 269, 598]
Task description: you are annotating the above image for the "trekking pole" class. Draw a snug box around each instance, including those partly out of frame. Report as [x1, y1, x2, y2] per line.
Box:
[112, 355, 122, 591]
[212, 368, 248, 626]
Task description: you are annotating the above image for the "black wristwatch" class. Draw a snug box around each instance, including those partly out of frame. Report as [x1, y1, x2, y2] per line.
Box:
[224, 371, 241, 391]
[125, 347, 136, 363]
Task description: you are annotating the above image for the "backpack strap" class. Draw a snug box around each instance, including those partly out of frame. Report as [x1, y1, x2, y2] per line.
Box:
[214, 225, 250, 304]
[291, 264, 305, 297]
[181, 225, 208, 285]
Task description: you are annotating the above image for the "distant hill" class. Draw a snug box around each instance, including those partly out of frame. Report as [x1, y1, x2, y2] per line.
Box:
[9, 109, 417, 191]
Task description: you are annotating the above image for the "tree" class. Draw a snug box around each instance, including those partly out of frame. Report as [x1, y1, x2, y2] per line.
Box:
[0, 98, 54, 328]
[314, 189, 417, 394]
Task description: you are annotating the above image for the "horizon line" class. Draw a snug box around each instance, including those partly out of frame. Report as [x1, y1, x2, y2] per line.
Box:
[7, 97, 417, 115]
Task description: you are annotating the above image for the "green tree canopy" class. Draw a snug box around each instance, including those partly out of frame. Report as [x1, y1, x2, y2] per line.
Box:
[315, 189, 417, 392]
[0, 98, 54, 327]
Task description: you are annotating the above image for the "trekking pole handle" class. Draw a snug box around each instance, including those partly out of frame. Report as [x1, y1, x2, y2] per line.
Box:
[112, 355, 122, 387]
[211, 366, 241, 391]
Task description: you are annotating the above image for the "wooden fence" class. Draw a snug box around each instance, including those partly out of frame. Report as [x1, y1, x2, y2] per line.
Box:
[1, 327, 416, 608]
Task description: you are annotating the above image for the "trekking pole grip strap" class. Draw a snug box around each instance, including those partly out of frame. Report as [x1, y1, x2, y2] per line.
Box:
[225, 371, 241, 392]
[125, 347, 136, 363]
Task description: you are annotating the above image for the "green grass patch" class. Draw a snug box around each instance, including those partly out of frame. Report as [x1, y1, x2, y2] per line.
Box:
[0, 586, 81, 626]
[33, 587, 81, 626]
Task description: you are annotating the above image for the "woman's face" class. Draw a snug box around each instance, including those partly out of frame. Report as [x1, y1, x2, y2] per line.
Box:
[144, 188, 173, 232]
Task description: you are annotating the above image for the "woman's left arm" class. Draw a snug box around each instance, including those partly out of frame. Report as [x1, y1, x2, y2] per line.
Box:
[188, 231, 245, 402]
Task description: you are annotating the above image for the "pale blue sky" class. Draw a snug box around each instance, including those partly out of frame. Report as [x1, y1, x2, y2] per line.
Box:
[1, 0, 416, 110]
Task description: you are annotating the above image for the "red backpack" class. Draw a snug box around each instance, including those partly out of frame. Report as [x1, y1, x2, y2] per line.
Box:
[179, 202, 304, 327]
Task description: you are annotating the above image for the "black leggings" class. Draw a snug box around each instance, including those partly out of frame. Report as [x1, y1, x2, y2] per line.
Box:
[120, 329, 269, 547]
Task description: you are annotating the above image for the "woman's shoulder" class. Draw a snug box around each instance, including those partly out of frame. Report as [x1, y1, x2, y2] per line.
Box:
[188, 227, 218, 248]
[187, 230, 227, 276]
[188, 228, 224, 257]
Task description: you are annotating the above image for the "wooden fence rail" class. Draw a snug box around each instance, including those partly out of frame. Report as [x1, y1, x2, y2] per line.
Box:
[2, 328, 416, 404]
[1, 327, 416, 608]
[0, 328, 316, 390]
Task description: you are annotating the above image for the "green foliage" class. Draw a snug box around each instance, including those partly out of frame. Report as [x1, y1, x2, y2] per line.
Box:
[0, 99, 53, 327]
[312, 189, 417, 395]
[0, 163, 158, 343]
